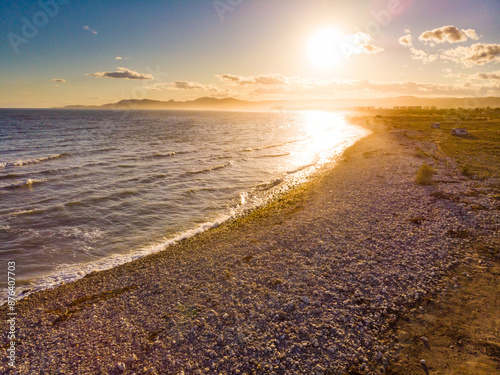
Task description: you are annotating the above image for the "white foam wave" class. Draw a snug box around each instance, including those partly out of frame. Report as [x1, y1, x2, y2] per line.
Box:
[254, 153, 291, 159]
[188, 161, 234, 174]
[9, 217, 230, 304]
[143, 151, 176, 160]
[1, 153, 67, 169]
[1, 178, 45, 190]
[255, 178, 284, 191]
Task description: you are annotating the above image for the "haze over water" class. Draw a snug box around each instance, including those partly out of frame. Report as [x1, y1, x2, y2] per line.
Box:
[0, 109, 367, 299]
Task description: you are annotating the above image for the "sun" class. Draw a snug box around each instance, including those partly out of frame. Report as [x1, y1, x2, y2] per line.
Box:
[307, 27, 344, 69]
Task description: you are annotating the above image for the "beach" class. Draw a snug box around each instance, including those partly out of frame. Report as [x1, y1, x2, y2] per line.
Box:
[1, 118, 498, 374]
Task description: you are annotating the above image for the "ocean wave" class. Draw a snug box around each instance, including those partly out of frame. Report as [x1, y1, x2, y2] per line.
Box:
[136, 151, 177, 161]
[188, 161, 234, 174]
[10, 208, 41, 216]
[139, 174, 168, 184]
[0, 153, 68, 169]
[0, 173, 24, 180]
[254, 178, 284, 191]
[261, 138, 308, 150]
[71, 189, 141, 206]
[240, 138, 308, 154]
[286, 164, 316, 174]
[150, 151, 176, 159]
[5, 217, 229, 305]
[254, 152, 291, 159]
[2, 178, 45, 190]
[9, 204, 64, 217]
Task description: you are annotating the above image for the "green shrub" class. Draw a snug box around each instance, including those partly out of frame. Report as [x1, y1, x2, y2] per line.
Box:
[416, 163, 436, 185]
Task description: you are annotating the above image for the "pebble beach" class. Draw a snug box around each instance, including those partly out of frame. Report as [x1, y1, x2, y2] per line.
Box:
[2, 119, 498, 374]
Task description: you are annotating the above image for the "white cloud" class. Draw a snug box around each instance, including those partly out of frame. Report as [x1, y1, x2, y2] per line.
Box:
[87, 67, 154, 80]
[142, 71, 500, 100]
[441, 43, 500, 67]
[51, 79, 66, 83]
[463, 29, 480, 41]
[216, 73, 289, 86]
[455, 70, 500, 80]
[418, 25, 479, 44]
[399, 34, 412, 47]
[345, 32, 384, 55]
[170, 81, 219, 91]
[145, 81, 230, 96]
[398, 34, 437, 63]
[83, 26, 98, 35]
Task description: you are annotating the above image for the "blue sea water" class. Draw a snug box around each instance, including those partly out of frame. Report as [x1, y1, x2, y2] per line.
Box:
[0, 109, 368, 300]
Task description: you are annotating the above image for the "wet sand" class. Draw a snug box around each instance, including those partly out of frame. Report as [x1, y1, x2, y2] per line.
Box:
[2, 119, 498, 374]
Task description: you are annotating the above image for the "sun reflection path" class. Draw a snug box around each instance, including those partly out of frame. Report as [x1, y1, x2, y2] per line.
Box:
[293, 110, 367, 168]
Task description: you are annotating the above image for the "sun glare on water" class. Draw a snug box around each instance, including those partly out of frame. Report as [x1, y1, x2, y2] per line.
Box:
[307, 27, 345, 69]
[293, 111, 361, 168]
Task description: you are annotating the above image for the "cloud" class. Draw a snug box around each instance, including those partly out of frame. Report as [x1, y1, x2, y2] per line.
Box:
[115, 57, 123, 60]
[455, 70, 500, 80]
[399, 34, 437, 63]
[145, 81, 229, 96]
[216, 73, 288, 86]
[418, 26, 479, 44]
[441, 43, 500, 67]
[171, 81, 219, 91]
[399, 34, 412, 46]
[463, 29, 480, 41]
[51, 79, 66, 83]
[359, 42, 384, 54]
[351, 32, 384, 54]
[87, 67, 154, 80]
[148, 72, 500, 99]
[83, 26, 98, 35]
[338, 32, 383, 57]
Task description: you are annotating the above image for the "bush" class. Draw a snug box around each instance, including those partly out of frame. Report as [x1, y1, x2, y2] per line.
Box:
[461, 163, 474, 177]
[416, 163, 436, 185]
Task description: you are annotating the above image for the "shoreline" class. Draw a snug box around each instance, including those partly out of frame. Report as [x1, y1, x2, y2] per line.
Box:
[1, 117, 498, 374]
[3, 115, 369, 306]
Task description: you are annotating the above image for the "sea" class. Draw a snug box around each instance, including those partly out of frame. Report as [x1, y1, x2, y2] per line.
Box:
[0, 109, 368, 302]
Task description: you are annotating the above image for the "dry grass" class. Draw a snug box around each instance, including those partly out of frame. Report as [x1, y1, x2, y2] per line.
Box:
[416, 163, 436, 185]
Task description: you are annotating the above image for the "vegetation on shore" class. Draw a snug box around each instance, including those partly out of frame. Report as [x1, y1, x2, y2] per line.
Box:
[415, 163, 436, 185]
[368, 107, 500, 180]
[357, 107, 500, 375]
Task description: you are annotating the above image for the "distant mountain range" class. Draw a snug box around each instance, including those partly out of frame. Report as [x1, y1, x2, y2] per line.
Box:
[62, 96, 500, 111]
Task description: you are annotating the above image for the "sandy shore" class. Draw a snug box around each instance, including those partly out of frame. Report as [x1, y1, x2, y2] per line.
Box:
[1, 119, 498, 374]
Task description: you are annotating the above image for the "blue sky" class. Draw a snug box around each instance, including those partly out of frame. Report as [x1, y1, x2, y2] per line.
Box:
[1, 0, 499, 107]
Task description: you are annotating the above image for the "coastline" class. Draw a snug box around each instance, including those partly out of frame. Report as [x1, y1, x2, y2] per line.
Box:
[1, 117, 498, 374]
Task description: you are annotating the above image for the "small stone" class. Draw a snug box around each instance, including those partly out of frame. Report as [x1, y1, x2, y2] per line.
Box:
[315, 364, 325, 372]
[300, 296, 311, 304]
[127, 354, 138, 362]
[117, 362, 126, 371]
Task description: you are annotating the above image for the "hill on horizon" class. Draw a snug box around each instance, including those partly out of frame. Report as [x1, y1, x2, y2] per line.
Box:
[61, 96, 500, 111]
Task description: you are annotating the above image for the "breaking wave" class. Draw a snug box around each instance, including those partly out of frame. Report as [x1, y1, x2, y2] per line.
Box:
[0, 153, 68, 169]
[188, 161, 234, 174]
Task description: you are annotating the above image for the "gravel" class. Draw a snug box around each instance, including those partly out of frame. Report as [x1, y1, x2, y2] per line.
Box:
[1, 128, 498, 374]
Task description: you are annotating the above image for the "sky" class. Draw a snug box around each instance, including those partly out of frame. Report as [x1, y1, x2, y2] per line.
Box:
[0, 0, 499, 108]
